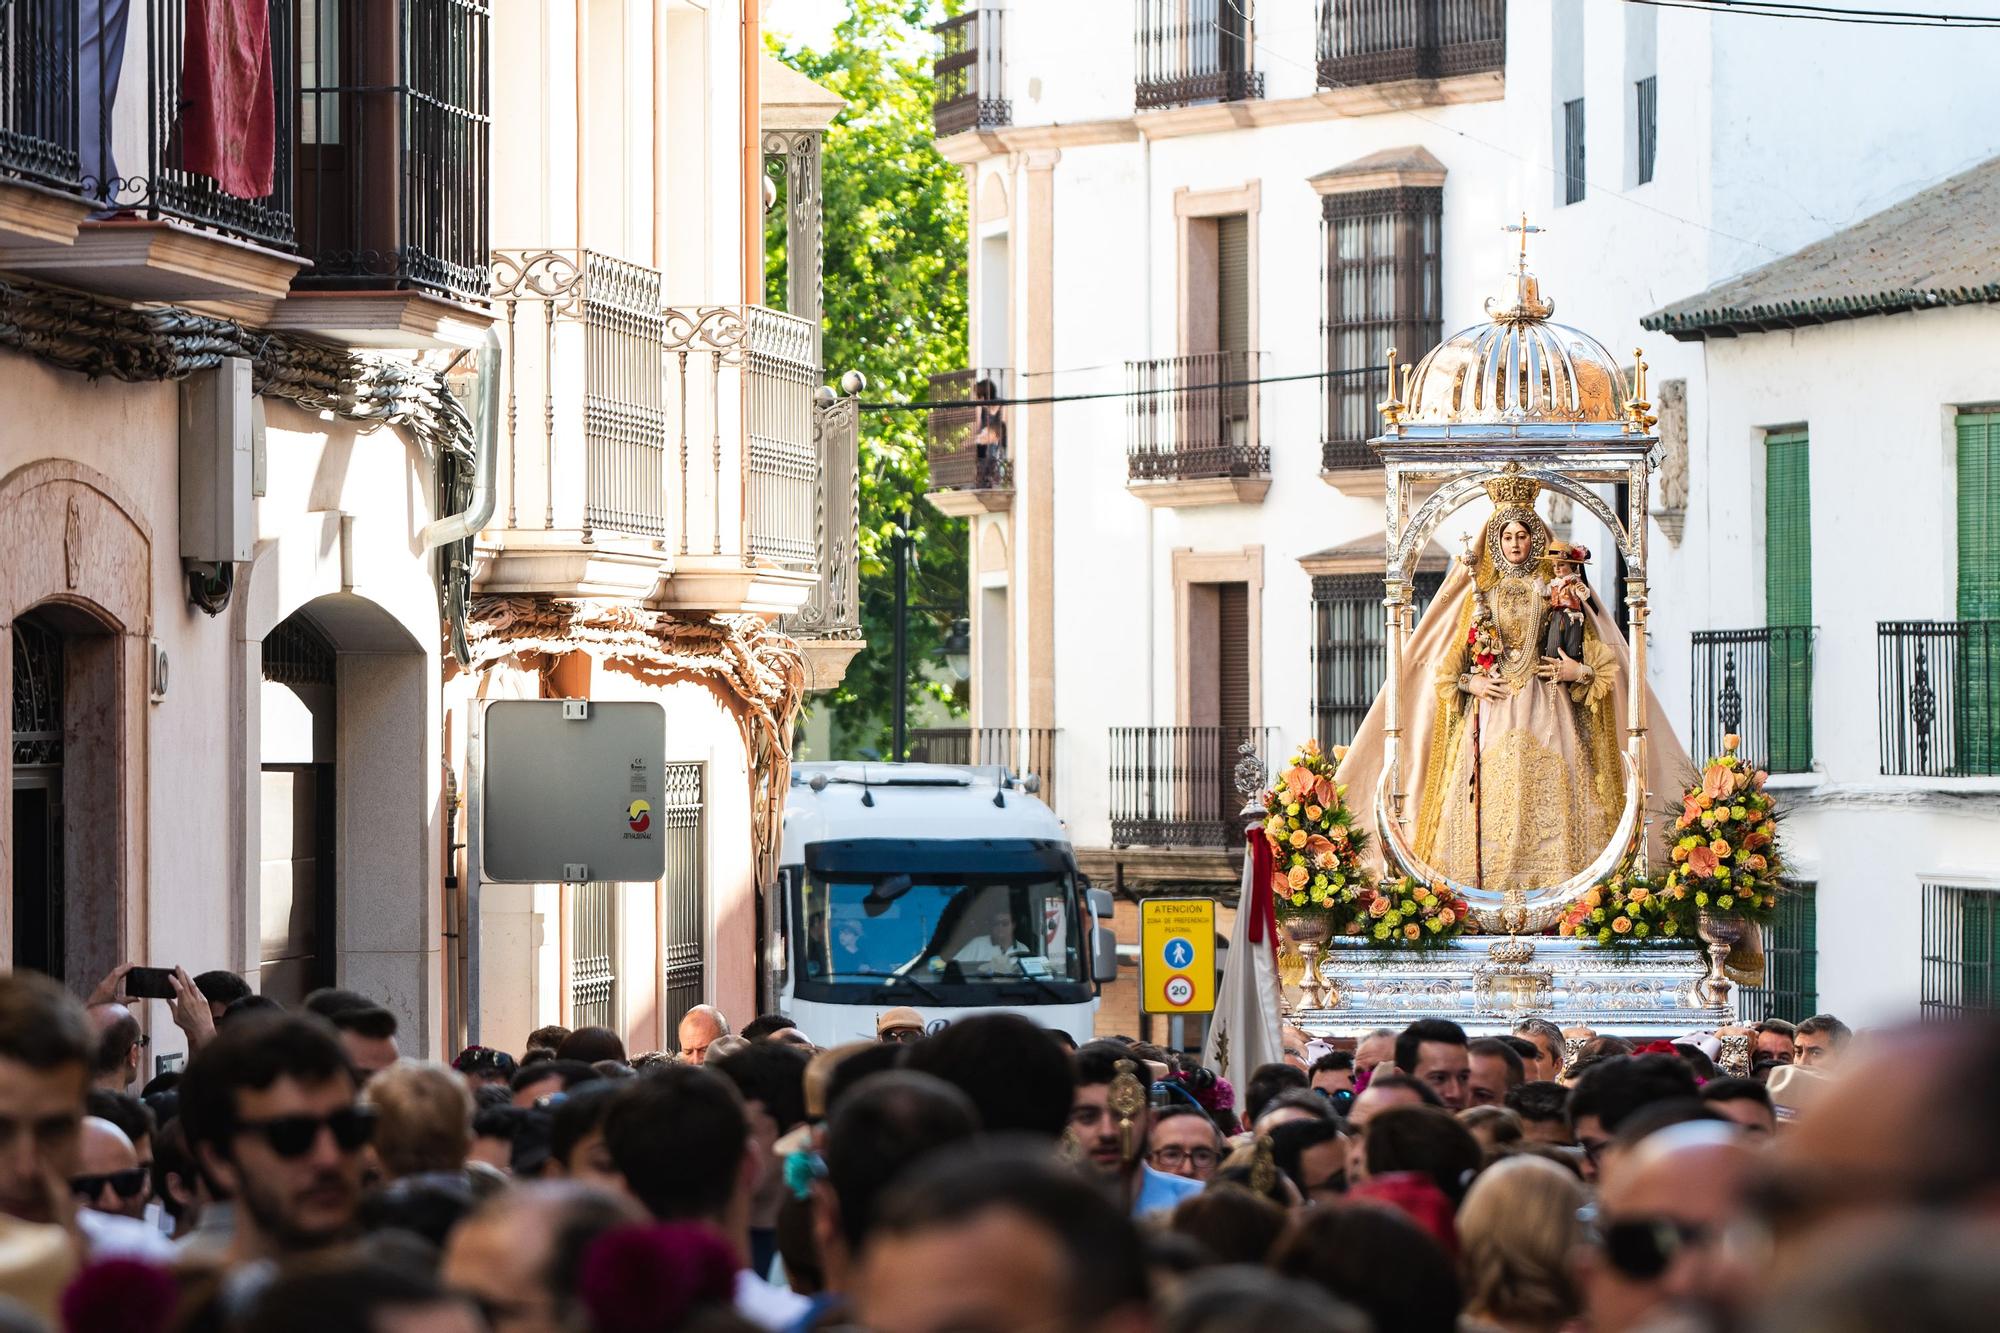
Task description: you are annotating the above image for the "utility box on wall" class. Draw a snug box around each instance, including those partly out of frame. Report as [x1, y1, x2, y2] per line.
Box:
[178, 357, 255, 564]
[481, 700, 668, 884]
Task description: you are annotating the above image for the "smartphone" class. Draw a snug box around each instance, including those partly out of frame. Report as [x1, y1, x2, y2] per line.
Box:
[124, 966, 178, 1000]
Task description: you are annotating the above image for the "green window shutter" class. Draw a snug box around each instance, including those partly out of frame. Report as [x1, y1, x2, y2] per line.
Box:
[1765, 431, 1812, 769]
[1957, 413, 1999, 772]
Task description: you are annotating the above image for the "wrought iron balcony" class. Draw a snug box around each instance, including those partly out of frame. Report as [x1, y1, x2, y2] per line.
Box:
[933, 9, 1010, 137]
[775, 390, 864, 648]
[1317, 0, 1506, 90]
[1126, 351, 1267, 488]
[1879, 620, 2000, 777]
[1135, 0, 1264, 111]
[1690, 627, 1817, 775]
[909, 727, 1060, 814]
[926, 369, 1012, 496]
[0, 0, 80, 195]
[1110, 725, 1275, 849]
[293, 0, 491, 304]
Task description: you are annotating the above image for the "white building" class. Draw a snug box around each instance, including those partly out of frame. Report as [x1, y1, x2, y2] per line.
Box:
[925, 0, 2000, 1032]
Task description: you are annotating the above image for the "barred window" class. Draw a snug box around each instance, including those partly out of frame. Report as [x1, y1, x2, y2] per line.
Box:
[1311, 571, 1445, 751]
[1320, 187, 1441, 472]
[1635, 76, 1658, 185]
[1736, 882, 1817, 1024]
[1922, 881, 2000, 1019]
[1563, 98, 1586, 205]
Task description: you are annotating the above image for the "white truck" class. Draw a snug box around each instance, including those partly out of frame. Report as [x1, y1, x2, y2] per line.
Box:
[761, 763, 1119, 1046]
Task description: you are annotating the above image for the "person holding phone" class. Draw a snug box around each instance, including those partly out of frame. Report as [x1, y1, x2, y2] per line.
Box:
[86, 962, 220, 1070]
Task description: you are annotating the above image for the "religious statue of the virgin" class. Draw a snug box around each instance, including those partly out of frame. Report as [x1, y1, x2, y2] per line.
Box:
[1336, 476, 1695, 918]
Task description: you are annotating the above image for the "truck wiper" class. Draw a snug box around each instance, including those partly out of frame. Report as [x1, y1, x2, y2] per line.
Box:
[885, 971, 945, 1005]
[995, 974, 1070, 1004]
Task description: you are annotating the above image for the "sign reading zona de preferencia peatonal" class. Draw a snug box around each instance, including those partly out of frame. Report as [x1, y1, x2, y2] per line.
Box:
[1140, 898, 1216, 1015]
[482, 699, 666, 884]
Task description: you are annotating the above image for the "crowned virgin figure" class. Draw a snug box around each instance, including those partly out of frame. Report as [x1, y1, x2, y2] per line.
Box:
[1336, 475, 1695, 922]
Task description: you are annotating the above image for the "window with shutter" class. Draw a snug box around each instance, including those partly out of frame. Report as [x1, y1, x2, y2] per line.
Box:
[1311, 571, 1445, 750]
[1320, 187, 1443, 471]
[1563, 98, 1586, 204]
[1216, 215, 1251, 438]
[1957, 412, 2000, 770]
[1216, 581, 1250, 730]
[1738, 882, 1817, 1023]
[1764, 430, 1812, 771]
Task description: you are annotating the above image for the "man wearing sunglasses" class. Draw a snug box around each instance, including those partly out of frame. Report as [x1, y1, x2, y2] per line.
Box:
[1579, 1121, 1756, 1332]
[73, 1116, 150, 1221]
[179, 1012, 375, 1265]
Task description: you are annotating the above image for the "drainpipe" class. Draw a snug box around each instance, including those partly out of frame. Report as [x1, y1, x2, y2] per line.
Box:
[422, 326, 501, 551]
[1141, 129, 1155, 730]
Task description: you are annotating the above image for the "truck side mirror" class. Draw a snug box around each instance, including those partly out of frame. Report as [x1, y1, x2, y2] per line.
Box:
[1086, 887, 1115, 919]
[1091, 924, 1120, 985]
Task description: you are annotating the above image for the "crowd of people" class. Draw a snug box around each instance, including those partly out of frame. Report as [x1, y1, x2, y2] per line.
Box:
[2, 965, 1995, 1332]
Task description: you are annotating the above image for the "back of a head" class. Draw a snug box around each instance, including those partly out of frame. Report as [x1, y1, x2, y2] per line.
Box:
[740, 1013, 798, 1042]
[180, 1013, 355, 1154]
[713, 1041, 811, 1132]
[1267, 1119, 1348, 1197]
[303, 988, 398, 1040]
[1243, 1062, 1308, 1124]
[193, 970, 253, 1011]
[1271, 1202, 1462, 1333]
[1164, 1266, 1370, 1333]
[1168, 1187, 1289, 1267]
[1457, 1155, 1587, 1325]
[873, 1144, 1149, 1324]
[1255, 1089, 1333, 1128]
[601, 1065, 747, 1222]
[1505, 1079, 1569, 1123]
[528, 1024, 572, 1055]
[1568, 1054, 1700, 1133]
[1364, 1104, 1482, 1204]
[899, 1013, 1075, 1138]
[364, 1060, 474, 1178]
[357, 1171, 477, 1250]
[511, 1059, 602, 1098]
[556, 1025, 627, 1066]
[823, 1070, 980, 1253]
[85, 1089, 154, 1149]
[548, 1079, 621, 1170]
[240, 1255, 455, 1333]
[0, 972, 90, 1073]
[90, 1005, 141, 1079]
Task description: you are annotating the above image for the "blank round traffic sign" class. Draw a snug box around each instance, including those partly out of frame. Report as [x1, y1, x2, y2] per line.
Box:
[1163, 974, 1195, 1007]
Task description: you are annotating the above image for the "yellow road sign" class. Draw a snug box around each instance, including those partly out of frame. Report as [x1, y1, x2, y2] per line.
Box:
[1140, 898, 1216, 1015]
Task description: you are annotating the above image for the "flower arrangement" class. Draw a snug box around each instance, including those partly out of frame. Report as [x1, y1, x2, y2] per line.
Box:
[1351, 875, 1472, 947]
[1560, 864, 1690, 945]
[1263, 740, 1368, 923]
[1466, 592, 1502, 677]
[1661, 735, 1783, 924]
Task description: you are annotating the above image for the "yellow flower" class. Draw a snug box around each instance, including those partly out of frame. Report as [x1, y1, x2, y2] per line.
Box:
[1612, 916, 1633, 934]
[1306, 805, 1323, 822]
[1711, 839, 1731, 858]
[1368, 896, 1391, 918]
[1584, 888, 1603, 909]
[1402, 923, 1422, 940]
[1287, 864, 1309, 890]
[1627, 886, 1649, 904]
[1291, 892, 1307, 906]
[1438, 908, 1456, 927]
[1289, 829, 1308, 849]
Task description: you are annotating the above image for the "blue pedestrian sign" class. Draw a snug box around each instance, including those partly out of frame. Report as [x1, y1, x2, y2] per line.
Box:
[1163, 937, 1195, 970]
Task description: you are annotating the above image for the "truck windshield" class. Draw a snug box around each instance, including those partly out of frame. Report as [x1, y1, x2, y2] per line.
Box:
[799, 872, 1086, 987]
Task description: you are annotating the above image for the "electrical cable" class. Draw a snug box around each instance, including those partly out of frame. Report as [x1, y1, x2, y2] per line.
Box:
[859, 363, 1383, 412]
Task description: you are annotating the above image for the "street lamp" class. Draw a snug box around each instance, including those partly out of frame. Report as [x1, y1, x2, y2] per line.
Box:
[942, 618, 972, 682]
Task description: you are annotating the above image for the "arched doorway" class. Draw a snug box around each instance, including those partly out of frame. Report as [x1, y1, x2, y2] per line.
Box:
[11, 613, 64, 977]
[259, 610, 339, 1005]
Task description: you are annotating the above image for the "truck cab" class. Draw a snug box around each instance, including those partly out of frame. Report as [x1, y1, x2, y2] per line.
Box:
[765, 763, 1118, 1046]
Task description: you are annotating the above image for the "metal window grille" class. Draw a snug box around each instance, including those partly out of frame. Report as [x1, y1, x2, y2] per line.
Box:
[1126, 351, 1267, 483]
[1921, 882, 2000, 1019]
[570, 880, 618, 1031]
[660, 763, 707, 1040]
[1319, 186, 1442, 472]
[1135, 0, 1264, 111]
[1737, 882, 1817, 1023]
[1879, 619, 2000, 777]
[293, 0, 491, 302]
[926, 369, 1012, 492]
[932, 9, 1010, 136]
[1635, 75, 1658, 185]
[0, 0, 81, 191]
[1310, 572, 1444, 750]
[1562, 98, 1586, 205]
[11, 615, 65, 769]
[1689, 627, 1816, 774]
[1109, 726, 1276, 849]
[261, 614, 337, 686]
[1316, 0, 1506, 88]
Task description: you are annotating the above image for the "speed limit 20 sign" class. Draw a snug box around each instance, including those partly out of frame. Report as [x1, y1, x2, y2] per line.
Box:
[1140, 898, 1216, 1015]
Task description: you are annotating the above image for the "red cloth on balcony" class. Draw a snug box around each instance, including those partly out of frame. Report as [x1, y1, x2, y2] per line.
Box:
[179, 0, 276, 201]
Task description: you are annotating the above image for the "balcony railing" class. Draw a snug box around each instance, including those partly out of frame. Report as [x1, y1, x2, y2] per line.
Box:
[1879, 620, 2000, 777]
[927, 369, 1012, 494]
[1110, 725, 1275, 849]
[909, 727, 1060, 813]
[1690, 627, 1816, 775]
[1135, 0, 1264, 110]
[294, 0, 491, 303]
[1127, 351, 1266, 484]
[1317, 0, 1506, 90]
[85, 0, 298, 249]
[933, 9, 1010, 137]
[775, 392, 862, 642]
[0, 0, 80, 192]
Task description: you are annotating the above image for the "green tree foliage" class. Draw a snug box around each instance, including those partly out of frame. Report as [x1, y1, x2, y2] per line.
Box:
[768, 0, 969, 758]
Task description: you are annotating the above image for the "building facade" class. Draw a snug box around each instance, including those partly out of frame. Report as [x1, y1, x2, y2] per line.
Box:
[2, 0, 857, 1069]
[926, 0, 2000, 1031]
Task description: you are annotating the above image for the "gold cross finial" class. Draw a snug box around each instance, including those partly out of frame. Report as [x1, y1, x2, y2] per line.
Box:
[1503, 213, 1544, 269]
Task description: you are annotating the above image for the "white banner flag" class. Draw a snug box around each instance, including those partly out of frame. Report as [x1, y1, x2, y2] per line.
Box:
[1203, 828, 1283, 1107]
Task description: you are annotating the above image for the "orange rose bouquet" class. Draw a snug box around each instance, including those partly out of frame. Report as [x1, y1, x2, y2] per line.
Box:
[1262, 739, 1369, 930]
[1561, 865, 1690, 945]
[1660, 735, 1783, 925]
[1351, 875, 1471, 948]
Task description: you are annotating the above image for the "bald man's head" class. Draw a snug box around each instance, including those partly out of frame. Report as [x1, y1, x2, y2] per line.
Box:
[1583, 1123, 1756, 1333]
[441, 1182, 637, 1333]
[677, 1006, 729, 1065]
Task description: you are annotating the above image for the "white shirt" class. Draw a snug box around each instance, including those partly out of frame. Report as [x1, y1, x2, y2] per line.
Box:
[78, 1206, 180, 1263]
[735, 1268, 813, 1330]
